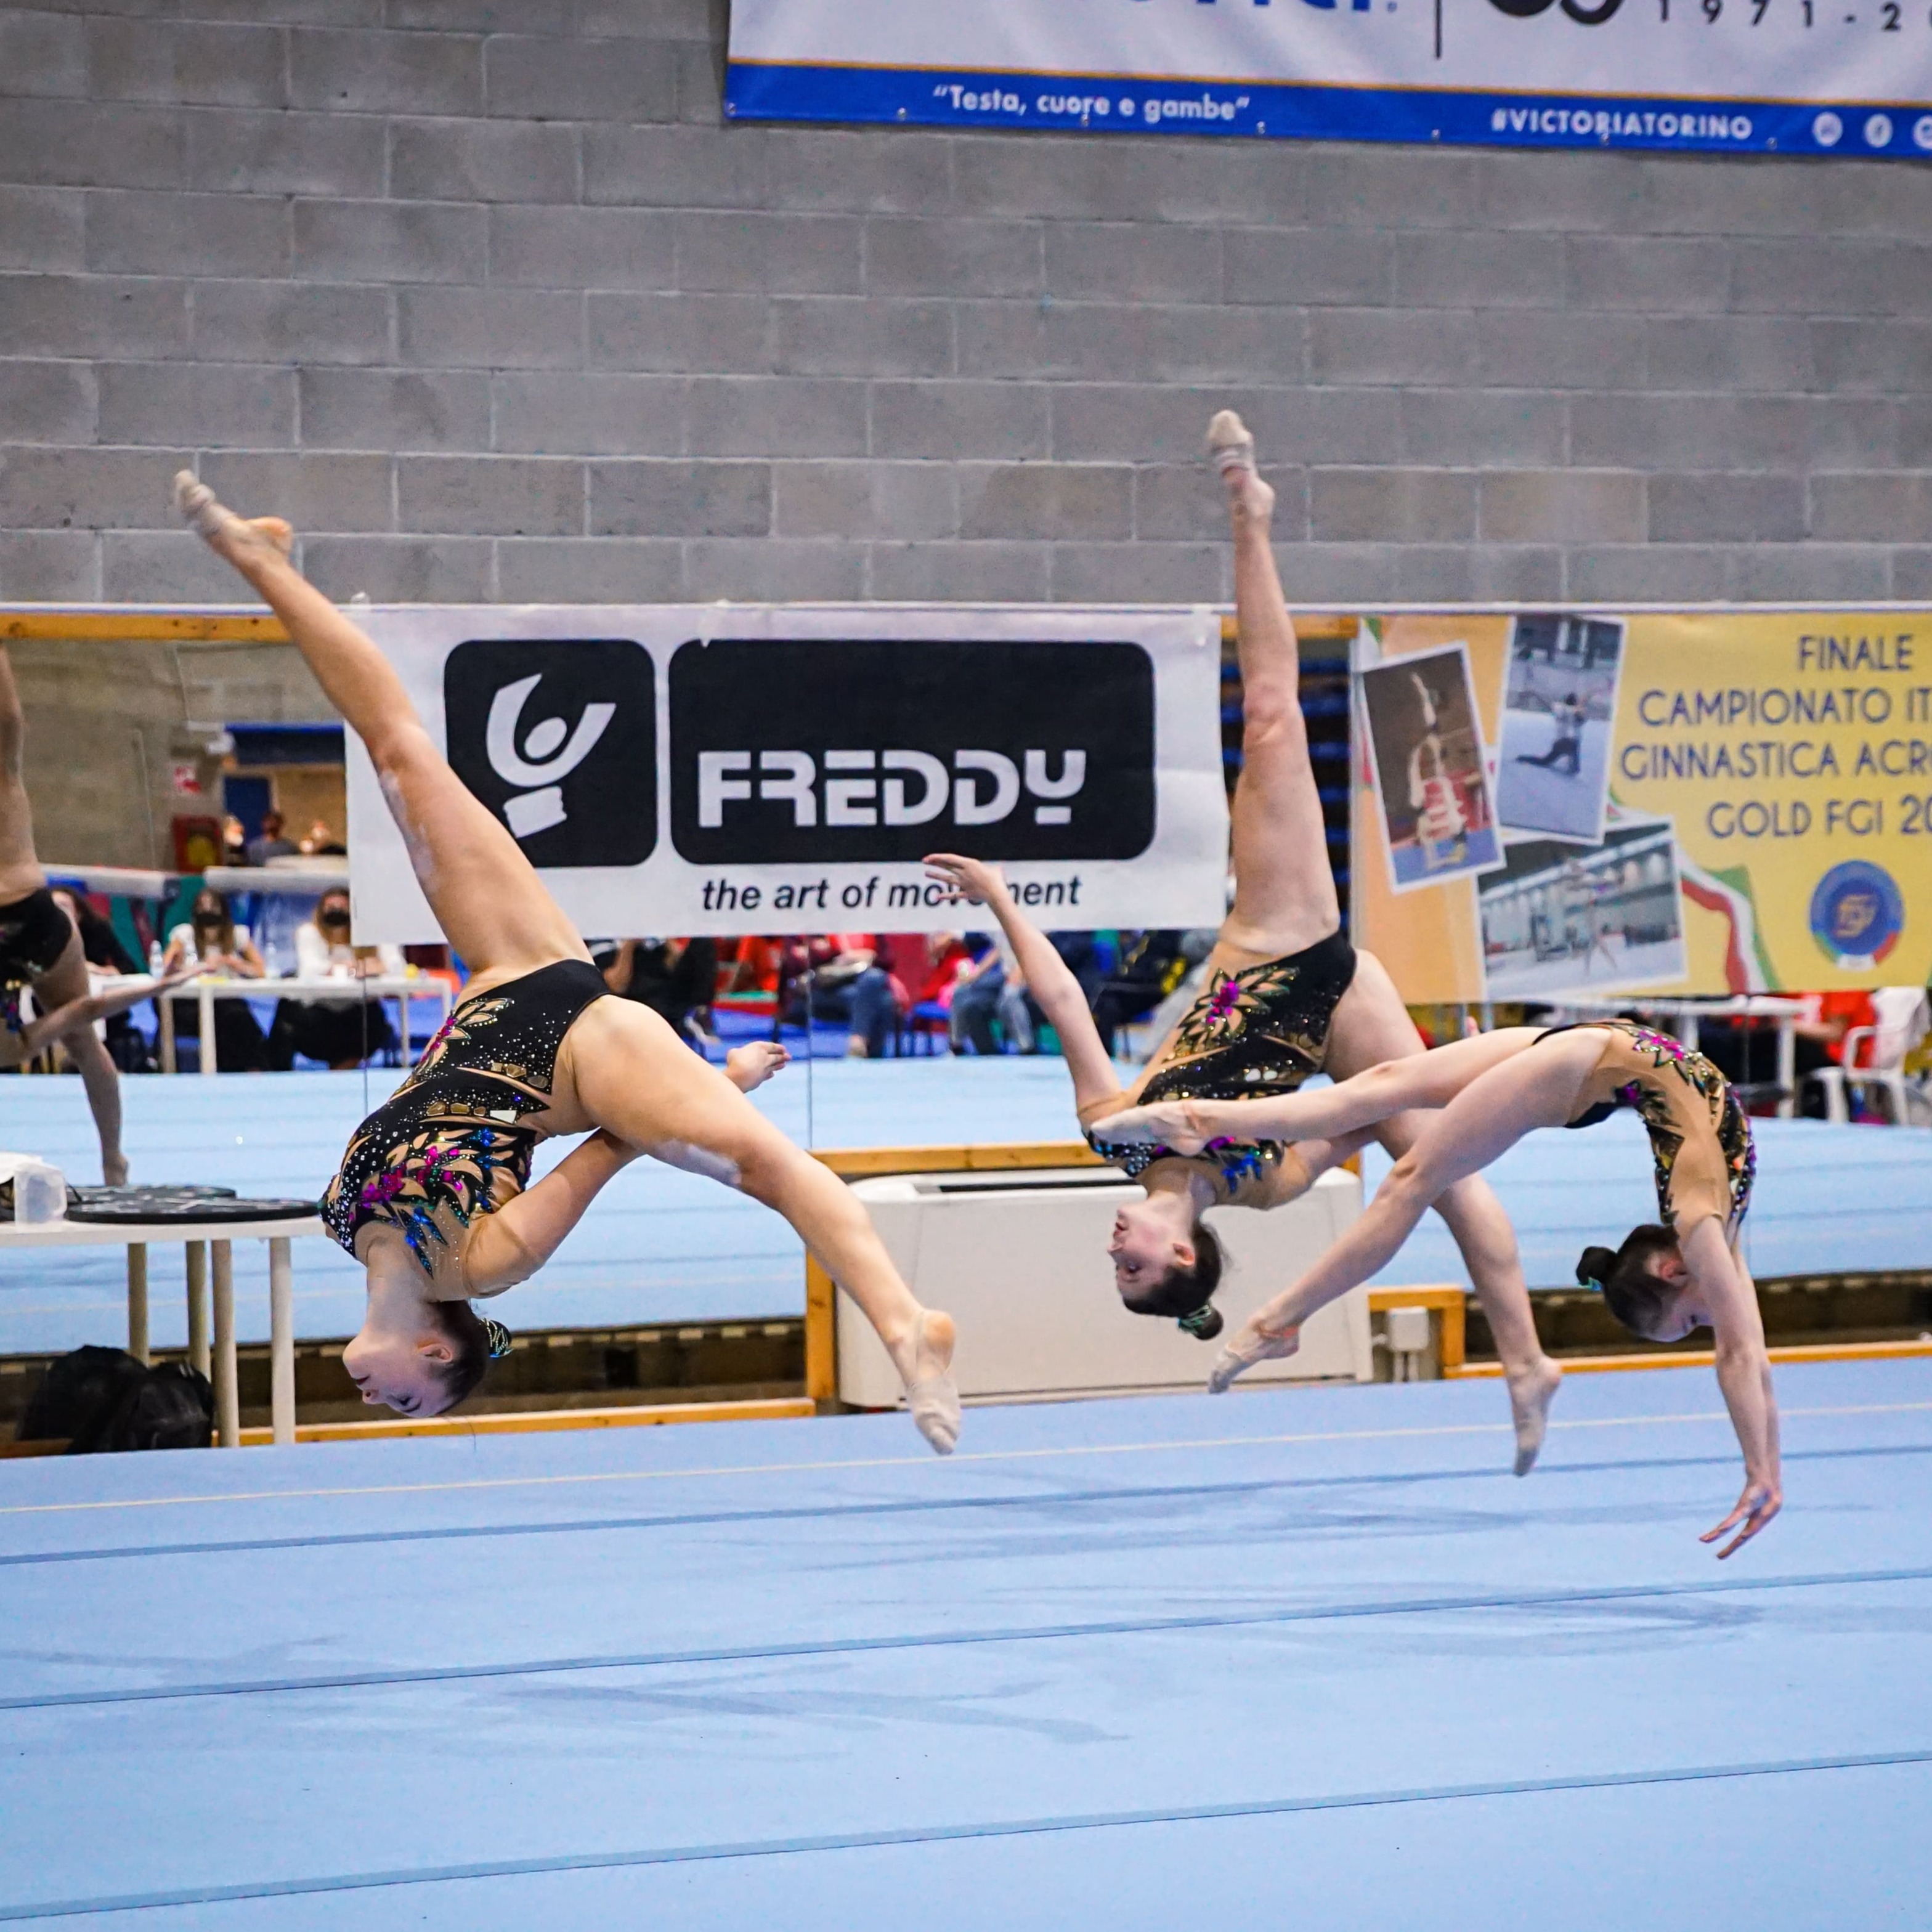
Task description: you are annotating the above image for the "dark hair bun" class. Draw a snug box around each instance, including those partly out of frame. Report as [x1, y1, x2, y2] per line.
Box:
[1576, 1245, 1617, 1287]
[1177, 1303, 1224, 1341]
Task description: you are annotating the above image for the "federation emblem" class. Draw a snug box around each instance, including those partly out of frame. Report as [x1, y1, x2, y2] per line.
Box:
[1808, 859, 1904, 969]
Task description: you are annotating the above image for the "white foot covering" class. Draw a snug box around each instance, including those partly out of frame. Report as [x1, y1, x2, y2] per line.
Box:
[1206, 408, 1257, 477]
[173, 472, 293, 558]
[172, 471, 225, 538]
[904, 1310, 959, 1455]
[1507, 1357, 1563, 1476]
[1208, 1320, 1301, 1394]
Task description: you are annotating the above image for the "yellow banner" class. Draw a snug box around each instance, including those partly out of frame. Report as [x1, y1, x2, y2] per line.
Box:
[1349, 610, 1930, 1002]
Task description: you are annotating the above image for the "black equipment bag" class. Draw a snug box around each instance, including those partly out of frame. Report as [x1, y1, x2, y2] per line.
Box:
[17, 1345, 214, 1453]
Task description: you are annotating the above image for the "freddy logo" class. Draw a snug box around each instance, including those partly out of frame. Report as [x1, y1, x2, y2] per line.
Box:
[669, 638, 1156, 864]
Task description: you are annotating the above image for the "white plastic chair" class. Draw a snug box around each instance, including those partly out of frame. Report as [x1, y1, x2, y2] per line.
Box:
[1812, 987, 1932, 1126]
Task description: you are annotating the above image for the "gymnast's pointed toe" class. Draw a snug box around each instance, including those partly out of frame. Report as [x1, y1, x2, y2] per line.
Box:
[173, 471, 221, 535]
[907, 1371, 960, 1455]
[1206, 408, 1255, 474]
[904, 1308, 960, 1455]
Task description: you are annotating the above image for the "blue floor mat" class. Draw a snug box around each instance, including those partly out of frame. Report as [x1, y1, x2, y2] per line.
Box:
[0, 1357, 1926, 1928]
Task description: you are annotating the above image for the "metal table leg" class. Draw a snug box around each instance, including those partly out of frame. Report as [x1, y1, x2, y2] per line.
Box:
[211, 1239, 238, 1447]
[199, 983, 217, 1076]
[269, 1236, 294, 1447]
[1777, 1017, 1797, 1118]
[126, 1244, 148, 1365]
[185, 1241, 209, 1380]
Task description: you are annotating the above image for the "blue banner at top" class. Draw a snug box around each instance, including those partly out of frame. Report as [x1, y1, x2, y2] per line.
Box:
[725, 0, 1930, 160]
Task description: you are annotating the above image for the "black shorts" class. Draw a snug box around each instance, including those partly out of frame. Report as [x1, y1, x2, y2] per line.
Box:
[0, 888, 73, 980]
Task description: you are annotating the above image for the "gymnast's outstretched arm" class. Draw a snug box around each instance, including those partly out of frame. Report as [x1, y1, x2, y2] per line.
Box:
[1208, 1037, 1589, 1390]
[922, 852, 1121, 1114]
[1687, 1220, 1781, 1557]
[1091, 1026, 1545, 1152]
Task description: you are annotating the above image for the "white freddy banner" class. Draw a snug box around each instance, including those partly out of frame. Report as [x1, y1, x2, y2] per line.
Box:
[726, 0, 1929, 161]
[346, 605, 1230, 947]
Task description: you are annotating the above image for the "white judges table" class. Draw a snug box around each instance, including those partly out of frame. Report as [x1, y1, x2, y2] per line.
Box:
[0, 1212, 325, 1447]
[157, 973, 455, 1075]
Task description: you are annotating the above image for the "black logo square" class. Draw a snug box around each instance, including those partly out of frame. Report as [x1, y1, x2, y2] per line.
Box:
[444, 639, 657, 869]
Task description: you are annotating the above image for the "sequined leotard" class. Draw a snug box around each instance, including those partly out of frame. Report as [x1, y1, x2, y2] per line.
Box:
[1541, 1019, 1755, 1235]
[1079, 927, 1358, 1208]
[321, 959, 609, 1272]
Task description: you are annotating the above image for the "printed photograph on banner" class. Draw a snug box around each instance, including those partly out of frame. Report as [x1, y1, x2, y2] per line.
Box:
[1493, 614, 1625, 845]
[1358, 644, 1503, 895]
[1477, 817, 1687, 1000]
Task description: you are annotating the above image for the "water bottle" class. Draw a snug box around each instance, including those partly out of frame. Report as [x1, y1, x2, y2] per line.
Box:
[147, 939, 164, 975]
[13, 1159, 67, 1225]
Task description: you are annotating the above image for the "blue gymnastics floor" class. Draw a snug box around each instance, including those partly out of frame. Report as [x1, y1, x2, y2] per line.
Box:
[0, 1062, 1926, 1353]
[1, 1356, 1928, 1928]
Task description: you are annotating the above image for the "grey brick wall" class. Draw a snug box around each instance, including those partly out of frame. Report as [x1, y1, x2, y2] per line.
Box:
[1, 0, 1928, 614]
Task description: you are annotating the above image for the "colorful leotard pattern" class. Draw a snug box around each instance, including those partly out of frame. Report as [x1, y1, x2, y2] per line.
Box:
[1079, 927, 1357, 1208]
[1554, 1020, 1755, 1235]
[0, 888, 73, 1038]
[320, 959, 609, 1273]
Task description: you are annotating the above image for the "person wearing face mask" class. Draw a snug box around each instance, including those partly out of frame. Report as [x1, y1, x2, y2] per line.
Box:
[267, 888, 405, 1070]
[161, 887, 269, 1072]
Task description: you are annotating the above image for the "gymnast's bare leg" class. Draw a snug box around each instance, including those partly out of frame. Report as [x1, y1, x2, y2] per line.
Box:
[0, 649, 128, 1183]
[1216, 421, 1561, 1473]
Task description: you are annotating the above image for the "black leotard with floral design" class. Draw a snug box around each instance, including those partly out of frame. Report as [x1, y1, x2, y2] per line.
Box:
[1082, 927, 1358, 1201]
[321, 959, 609, 1272]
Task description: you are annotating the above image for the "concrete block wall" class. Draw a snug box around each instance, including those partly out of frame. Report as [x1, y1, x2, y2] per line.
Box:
[1, 0, 1928, 617]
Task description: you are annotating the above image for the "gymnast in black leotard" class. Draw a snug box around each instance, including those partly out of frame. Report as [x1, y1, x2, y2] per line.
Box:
[179, 473, 960, 1448]
[321, 960, 609, 1280]
[924, 410, 1562, 1477]
[0, 656, 190, 1179]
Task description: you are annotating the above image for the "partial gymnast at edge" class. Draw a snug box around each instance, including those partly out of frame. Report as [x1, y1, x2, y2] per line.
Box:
[927, 410, 1563, 1475]
[0, 647, 199, 1177]
[175, 473, 960, 1450]
[1096, 1018, 1779, 1556]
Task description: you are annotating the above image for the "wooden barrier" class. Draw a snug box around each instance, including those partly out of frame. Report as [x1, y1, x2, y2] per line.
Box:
[237, 1394, 816, 1446]
[1450, 1335, 1932, 1379]
[1366, 1285, 1466, 1374]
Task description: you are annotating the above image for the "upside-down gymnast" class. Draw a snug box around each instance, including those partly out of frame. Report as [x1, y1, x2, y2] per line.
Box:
[176, 473, 959, 1448]
[925, 411, 1564, 1474]
[0, 647, 198, 1179]
[1096, 1019, 1778, 1555]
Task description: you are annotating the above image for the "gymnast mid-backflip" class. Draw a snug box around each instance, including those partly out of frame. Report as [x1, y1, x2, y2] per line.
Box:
[0, 647, 198, 1181]
[927, 411, 1564, 1474]
[1095, 1018, 1779, 1556]
[176, 472, 959, 1449]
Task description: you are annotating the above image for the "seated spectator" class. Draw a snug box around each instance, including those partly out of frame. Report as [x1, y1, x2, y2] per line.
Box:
[597, 936, 720, 1049]
[1088, 929, 1195, 1056]
[949, 933, 1034, 1055]
[161, 888, 269, 1071]
[1700, 990, 1874, 1116]
[267, 888, 404, 1070]
[49, 888, 152, 1073]
[777, 934, 898, 1058]
[869, 932, 972, 1055]
[244, 810, 296, 867]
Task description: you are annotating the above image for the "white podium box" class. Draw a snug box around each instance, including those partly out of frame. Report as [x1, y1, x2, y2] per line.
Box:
[835, 1166, 1370, 1408]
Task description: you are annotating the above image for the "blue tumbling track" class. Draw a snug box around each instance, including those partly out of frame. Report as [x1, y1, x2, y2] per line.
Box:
[0, 1062, 1926, 1352]
[1, 1356, 1927, 1927]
